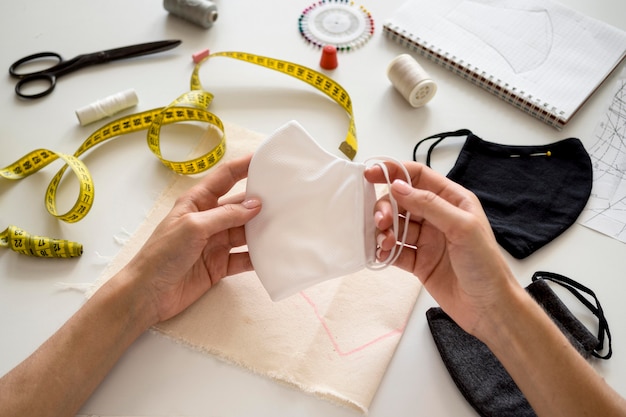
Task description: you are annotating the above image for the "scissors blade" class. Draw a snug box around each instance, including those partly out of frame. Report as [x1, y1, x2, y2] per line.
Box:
[96, 40, 182, 63]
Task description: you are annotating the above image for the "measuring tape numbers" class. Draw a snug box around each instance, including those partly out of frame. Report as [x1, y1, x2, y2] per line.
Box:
[1, 51, 358, 258]
[0, 225, 83, 258]
[204, 51, 358, 159]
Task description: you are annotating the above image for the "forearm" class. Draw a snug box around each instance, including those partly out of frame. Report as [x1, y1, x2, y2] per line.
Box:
[482, 285, 626, 417]
[0, 269, 155, 417]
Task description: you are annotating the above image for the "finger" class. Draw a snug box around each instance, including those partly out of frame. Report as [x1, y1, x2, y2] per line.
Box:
[194, 198, 262, 240]
[376, 214, 422, 250]
[373, 194, 394, 230]
[219, 191, 245, 206]
[390, 179, 479, 240]
[364, 163, 402, 183]
[374, 195, 424, 226]
[377, 228, 396, 252]
[378, 244, 417, 273]
[366, 161, 470, 207]
[179, 154, 253, 212]
[228, 225, 247, 248]
[226, 251, 255, 276]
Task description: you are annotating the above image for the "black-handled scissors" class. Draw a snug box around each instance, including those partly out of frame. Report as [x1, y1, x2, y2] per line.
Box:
[9, 39, 182, 99]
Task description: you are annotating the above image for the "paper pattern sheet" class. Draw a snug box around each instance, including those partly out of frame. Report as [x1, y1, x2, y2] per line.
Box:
[579, 70, 626, 242]
[385, 0, 626, 123]
[92, 121, 422, 413]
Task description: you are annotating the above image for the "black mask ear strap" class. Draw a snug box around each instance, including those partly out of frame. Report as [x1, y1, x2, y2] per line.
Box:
[532, 271, 612, 359]
[412, 129, 473, 167]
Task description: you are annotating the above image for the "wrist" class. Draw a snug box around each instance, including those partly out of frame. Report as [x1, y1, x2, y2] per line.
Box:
[474, 282, 539, 354]
[475, 281, 574, 381]
[104, 265, 160, 333]
[468, 278, 625, 417]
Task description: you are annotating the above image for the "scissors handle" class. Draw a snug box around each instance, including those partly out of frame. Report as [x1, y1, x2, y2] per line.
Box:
[9, 52, 62, 78]
[9, 52, 62, 99]
[9, 40, 181, 99]
[14, 73, 56, 99]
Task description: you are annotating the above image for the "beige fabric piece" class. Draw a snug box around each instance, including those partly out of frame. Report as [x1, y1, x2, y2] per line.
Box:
[92, 121, 422, 413]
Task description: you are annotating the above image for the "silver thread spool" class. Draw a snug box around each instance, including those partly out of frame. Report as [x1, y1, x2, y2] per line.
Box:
[75, 89, 139, 126]
[387, 54, 437, 108]
[163, 0, 218, 29]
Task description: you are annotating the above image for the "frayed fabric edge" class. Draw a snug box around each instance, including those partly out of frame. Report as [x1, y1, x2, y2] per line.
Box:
[150, 327, 370, 414]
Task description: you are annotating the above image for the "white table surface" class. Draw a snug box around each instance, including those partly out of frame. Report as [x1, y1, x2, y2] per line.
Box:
[1, 0, 625, 415]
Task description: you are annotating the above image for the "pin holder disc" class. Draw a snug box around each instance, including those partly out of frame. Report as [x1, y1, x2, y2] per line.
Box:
[298, 1, 375, 51]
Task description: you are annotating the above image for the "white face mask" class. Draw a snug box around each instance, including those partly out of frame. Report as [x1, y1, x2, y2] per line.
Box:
[245, 121, 410, 301]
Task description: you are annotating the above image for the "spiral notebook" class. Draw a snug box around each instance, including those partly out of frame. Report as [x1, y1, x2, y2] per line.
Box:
[383, 0, 626, 129]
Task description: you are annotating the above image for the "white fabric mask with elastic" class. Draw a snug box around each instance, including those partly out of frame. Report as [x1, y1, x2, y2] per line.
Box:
[245, 120, 410, 301]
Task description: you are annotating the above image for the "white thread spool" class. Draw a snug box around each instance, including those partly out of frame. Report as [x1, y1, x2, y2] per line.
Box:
[163, 0, 218, 29]
[75, 89, 139, 126]
[387, 54, 437, 108]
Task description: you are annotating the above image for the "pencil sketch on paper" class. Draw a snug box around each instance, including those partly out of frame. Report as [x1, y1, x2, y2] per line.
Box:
[579, 74, 626, 243]
[447, 1, 553, 74]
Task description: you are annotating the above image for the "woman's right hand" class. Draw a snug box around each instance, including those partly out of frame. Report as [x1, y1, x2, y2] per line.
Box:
[365, 161, 522, 339]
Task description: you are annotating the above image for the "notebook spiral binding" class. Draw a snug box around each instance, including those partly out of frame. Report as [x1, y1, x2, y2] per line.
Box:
[382, 24, 566, 129]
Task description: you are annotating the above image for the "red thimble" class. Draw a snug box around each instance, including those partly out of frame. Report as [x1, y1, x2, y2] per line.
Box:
[319, 45, 338, 70]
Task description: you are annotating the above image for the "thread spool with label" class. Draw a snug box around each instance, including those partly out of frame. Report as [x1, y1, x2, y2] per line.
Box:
[75, 88, 139, 126]
[163, 0, 218, 29]
[387, 54, 437, 108]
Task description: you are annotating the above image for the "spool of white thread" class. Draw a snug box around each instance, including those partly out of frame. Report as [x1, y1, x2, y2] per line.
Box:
[387, 54, 437, 108]
[75, 89, 139, 126]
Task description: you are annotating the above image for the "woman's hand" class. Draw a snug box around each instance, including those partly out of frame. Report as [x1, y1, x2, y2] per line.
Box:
[122, 154, 262, 325]
[365, 161, 518, 337]
[366, 161, 626, 417]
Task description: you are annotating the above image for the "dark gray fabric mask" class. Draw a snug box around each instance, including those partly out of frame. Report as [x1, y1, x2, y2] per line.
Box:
[426, 271, 612, 417]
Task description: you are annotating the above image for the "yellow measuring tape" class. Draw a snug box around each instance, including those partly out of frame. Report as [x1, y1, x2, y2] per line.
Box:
[0, 225, 84, 258]
[207, 52, 358, 159]
[1, 51, 359, 258]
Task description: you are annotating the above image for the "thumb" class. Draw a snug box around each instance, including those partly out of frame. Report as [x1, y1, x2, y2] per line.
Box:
[198, 198, 262, 237]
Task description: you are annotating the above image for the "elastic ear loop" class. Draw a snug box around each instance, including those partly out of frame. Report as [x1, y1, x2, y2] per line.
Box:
[532, 271, 612, 359]
[412, 129, 472, 167]
[365, 157, 412, 270]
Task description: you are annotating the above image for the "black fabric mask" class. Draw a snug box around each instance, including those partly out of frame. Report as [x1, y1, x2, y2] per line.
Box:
[413, 130, 593, 259]
[426, 271, 612, 417]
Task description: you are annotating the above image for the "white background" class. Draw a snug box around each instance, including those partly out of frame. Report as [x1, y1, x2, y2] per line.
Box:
[1, 0, 625, 415]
